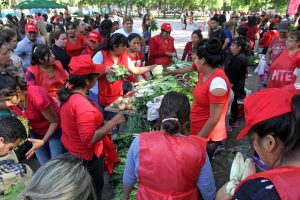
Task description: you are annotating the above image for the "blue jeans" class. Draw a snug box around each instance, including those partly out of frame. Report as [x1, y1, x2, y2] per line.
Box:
[29, 129, 63, 165]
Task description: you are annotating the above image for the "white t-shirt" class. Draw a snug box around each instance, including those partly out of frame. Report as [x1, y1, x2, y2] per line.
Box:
[114, 28, 143, 37]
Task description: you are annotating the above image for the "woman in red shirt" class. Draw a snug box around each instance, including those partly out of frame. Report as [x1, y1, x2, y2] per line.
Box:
[92, 33, 155, 111]
[0, 74, 62, 165]
[268, 31, 300, 88]
[190, 39, 230, 159]
[126, 33, 149, 83]
[182, 30, 203, 62]
[26, 44, 68, 103]
[58, 55, 125, 200]
[65, 21, 85, 57]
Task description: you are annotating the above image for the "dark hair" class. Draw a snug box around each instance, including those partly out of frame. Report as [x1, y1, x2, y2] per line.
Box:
[192, 29, 203, 40]
[249, 95, 300, 161]
[3, 24, 12, 29]
[210, 16, 219, 24]
[6, 14, 13, 21]
[65, 21, 76, 30]
[42, 13, 48, 21]
[46, 24, 53, 32]
[123, 16, 133, 24]
[127, 33, 141, 42]
[289, 31, 300, 42]
[57, 74, 99, 102]
[93, 33, 128, 57]
[113, 21, 119, 25]
[31, 44, 51, 65]
[37, 12, 41, 16]
[53, 30, 66, 40]
[247, 16, 257, 27]
[232, 36, 250, 56]
[0, 74, 27, 99]
[193, 39, 223, 67]
[0, 116, 27, 143]
[0, 29, 17, 43]
[157, 92, 190, 135]
[269, 22, 277, 31]
[104, 14, 109, 19]
[99, 19, 112, 37]
[54, 23, 65, 32]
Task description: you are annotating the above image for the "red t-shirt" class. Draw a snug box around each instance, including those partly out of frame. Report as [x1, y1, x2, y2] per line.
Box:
[27, 60, 68, 100]
[259, 30, 279, 48]
[268, 49, 300, 88]
[126, 51, 147, 82]
[60, 94, 103, 160]
[190, 68, 230, 142]
[148, 34, 176, 67]
[269, 38, 286, 62]
[9, 85, 60, 135]
[240, 23, 259, 49]
[66, 35, 85, 57]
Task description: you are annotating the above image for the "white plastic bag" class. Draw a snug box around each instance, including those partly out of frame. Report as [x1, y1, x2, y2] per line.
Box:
[254, 54, 267, 76]
[146, 95, 164, 121]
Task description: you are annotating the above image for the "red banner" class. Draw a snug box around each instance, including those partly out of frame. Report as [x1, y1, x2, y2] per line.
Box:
[288, 0, 300, 15]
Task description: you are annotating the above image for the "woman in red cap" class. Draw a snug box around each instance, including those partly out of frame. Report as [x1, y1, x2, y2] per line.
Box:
[123, 92, 216, 200]
[58, 55, 125, 200]
[148, 23, 177, 67]
[0, 72, 62, 165]
[65, 21, 85, 57]
[268, 31, 300, 88]
[26, 44, 68, 103]
[81, 31, 101, 56]
[216, 88, 300, 200]
[92, 33, 155, 113]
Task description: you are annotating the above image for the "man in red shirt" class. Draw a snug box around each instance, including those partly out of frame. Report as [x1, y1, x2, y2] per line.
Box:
[148, 23, 177, 67]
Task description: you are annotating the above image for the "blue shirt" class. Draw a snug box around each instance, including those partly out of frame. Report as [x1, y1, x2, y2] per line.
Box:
[123, 135, 216, 200]
[15, 37, 43, 68]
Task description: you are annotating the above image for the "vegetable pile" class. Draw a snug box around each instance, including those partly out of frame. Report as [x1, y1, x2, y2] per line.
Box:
[167, 59, 192, 70]
[106, 66, 129, 83]
[152, 65, 163, 76]
[110, 96, 137, 111]
[110, 115, 153, 199]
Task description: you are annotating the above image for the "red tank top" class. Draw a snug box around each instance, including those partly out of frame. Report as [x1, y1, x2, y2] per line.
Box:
[137, 131, 206, 200]
[127, 51, 142, 82]
[235, 166, 300, 200]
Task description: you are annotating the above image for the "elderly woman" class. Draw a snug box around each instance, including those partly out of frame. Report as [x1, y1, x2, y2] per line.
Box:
[216, 88, 300, 200]
[123, 92, 216, 200]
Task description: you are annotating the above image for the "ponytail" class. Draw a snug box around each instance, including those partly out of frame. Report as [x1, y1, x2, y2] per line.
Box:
[157, 92, 190, 135]
[57, 73, 99, 103]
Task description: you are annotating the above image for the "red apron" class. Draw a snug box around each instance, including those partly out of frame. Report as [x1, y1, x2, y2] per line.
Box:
[235, 166, 300, 200]
[28, 60, 67, 99]
[268, 49, 299, 88]
[137, 131, 206, 200]
[98, 50, 129, 107]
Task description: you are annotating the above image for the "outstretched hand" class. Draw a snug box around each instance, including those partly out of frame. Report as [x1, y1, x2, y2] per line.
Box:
[25, 138, 45, 159]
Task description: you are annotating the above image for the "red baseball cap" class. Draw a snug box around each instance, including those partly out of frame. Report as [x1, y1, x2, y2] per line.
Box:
[69, 55, 104, 76]
[88, 31, 100, 42]
[237, 88, 293, 140]
[25, 23, 38, 32]
[161, 23, 172, 32]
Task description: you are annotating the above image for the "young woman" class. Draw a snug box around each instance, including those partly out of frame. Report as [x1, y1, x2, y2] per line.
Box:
[0, 74, 62, 165]
[167, 39, 230, 159]
[216, 88, 300, 200]
[75, 19, 87, 45]
[268, 31, 300, 88]
[182, 30, 203, 62]
[51, 31, 71, 72]
[92, 33, 155, 112]
[0, 29, 24, 77]
[58, 55, 125, 200]
[126, 33, 149, 83]
[224, 37, 249, 129]
[123, 92, 216, 200]
[65, 21, 85, 57]
[26, 44, 68, 102]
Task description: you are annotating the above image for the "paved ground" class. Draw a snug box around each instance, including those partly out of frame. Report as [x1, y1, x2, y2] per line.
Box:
[24, 18, 260, 199]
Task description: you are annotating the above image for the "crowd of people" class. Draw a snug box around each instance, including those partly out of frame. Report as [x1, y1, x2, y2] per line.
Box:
[0, 9, 299, 200]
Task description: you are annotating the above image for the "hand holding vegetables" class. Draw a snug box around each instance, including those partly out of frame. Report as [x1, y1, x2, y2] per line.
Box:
[106, 65, 129, 83]
[111, 113, 126, 125]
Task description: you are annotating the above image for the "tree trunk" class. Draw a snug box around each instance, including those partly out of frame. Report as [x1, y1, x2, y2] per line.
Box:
[163, 0, 166, 19]
[78, 1, 84, 16]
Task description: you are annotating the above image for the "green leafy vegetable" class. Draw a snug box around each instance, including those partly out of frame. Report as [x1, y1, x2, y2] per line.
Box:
[1, 183, 26, 200]
[106, 66, 129, 83]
